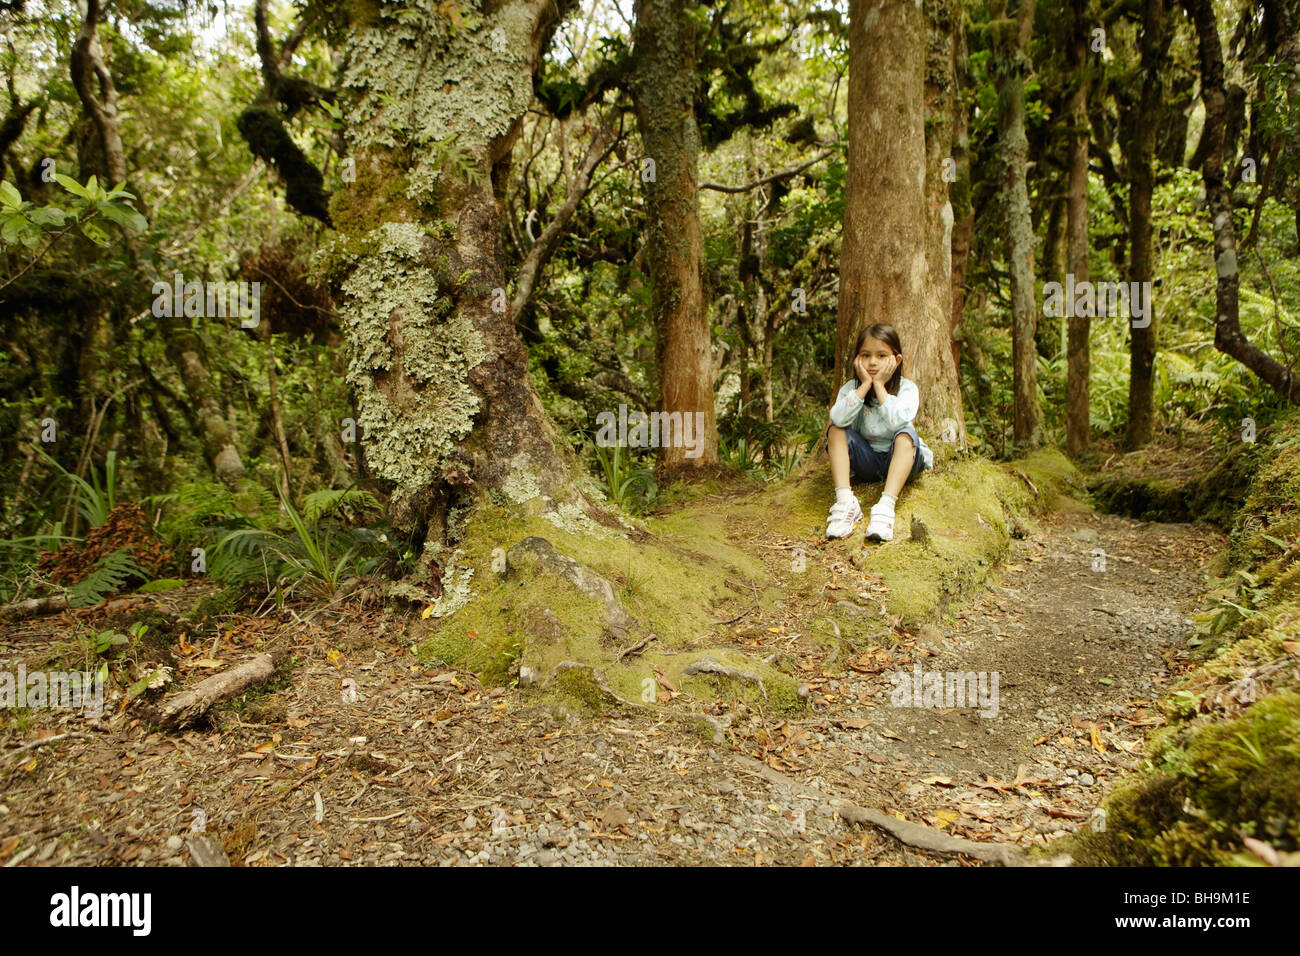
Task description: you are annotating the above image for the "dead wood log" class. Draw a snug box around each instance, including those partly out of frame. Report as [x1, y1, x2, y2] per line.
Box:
[156, 653, 281, 729]
[0, 594, 70, 623]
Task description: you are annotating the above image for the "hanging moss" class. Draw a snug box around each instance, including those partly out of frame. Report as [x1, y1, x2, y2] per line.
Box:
[236, 105, 332, 225]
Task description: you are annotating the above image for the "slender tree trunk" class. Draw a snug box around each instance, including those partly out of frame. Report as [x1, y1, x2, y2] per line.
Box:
[69, 0, 126, 188]
[950, 12, 974, 380]
[153, 315, 247, 488]
[260, 325, 293, 500]
[1065, 2, 1092, 456]
[839, 0, 962, 428]
[922, 0, 968, 439]
[332, 0, 615, 562]
[629, 0, 719, 475]
[1185, 0, 1300, 404]
[993, 0, 1043, 446]
[1123, 0, 1168, 450]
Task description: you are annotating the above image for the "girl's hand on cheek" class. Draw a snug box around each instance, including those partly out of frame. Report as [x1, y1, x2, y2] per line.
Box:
[854, 356, 872, 385]
[879, 354, 899, 383]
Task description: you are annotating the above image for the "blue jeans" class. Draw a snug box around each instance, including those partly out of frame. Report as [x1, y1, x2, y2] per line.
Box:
[823, 423, 929, 485]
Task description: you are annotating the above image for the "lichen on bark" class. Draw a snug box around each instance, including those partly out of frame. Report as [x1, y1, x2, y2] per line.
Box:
[336, 221, 486, 494]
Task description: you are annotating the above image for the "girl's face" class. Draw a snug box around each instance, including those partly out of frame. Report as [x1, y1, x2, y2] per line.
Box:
[858, 337, 899, 378]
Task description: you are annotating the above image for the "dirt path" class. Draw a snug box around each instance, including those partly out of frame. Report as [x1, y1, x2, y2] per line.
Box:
[0, 507, 1222, 867]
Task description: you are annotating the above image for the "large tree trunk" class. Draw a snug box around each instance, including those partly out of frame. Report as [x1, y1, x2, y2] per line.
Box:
[838, 0, 962, 431]
[1065, 0, 1091, 456]
[1123, 0, 1169, 450]
[993, 0, 1043, 447]
[629, 0, 719, 475]
[332, 0, 613, 563]
[1185, 0, 1300, 405]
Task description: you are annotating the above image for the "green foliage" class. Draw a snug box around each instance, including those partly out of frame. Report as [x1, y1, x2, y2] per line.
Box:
[575, 432, 658, 514]
[0, 175, 147, 254]
[67, 548, 147, 608]
[37, 448, 118, 529]
[213, 480, 386, 597]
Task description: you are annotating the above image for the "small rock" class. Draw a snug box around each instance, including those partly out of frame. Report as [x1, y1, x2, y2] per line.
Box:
[1080, 773, 1095, 786]
[1066, 768, 1079, 777]
[461, 814, 478, 831]
[165, 835, 184, 852]
[911, 515, 932, 547]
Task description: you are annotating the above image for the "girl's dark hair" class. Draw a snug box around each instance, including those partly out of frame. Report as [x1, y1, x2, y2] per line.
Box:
[851, 322, 904, 403]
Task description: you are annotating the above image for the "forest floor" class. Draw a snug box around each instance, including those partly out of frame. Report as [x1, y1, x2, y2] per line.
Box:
[0, 488, 1224, 867]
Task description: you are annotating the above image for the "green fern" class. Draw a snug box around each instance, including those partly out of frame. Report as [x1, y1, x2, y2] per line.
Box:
[301, 486, 382, 524]
[67, 547, 146, 607]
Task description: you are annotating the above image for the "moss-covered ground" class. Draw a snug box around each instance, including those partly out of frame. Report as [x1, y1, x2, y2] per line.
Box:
[414, 443, 1082, 723]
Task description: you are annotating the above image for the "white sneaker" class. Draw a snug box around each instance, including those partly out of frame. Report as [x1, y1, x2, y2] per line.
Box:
[864, 503, 895, 542]
[826, 497, 863, 539]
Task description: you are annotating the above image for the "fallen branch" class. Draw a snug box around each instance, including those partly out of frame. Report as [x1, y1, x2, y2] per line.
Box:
[3, 732, 94, 758]
[709, 603, 759, 626]
[0, 593, 70, 623]
[615, 632, 657, 662]
[156, 653, 280, 730]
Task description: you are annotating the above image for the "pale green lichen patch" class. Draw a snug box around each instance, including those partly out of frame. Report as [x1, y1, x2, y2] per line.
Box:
[425, 548, 476, 619]
[337, 222, 486, 491]
[340, 1, 534, 207]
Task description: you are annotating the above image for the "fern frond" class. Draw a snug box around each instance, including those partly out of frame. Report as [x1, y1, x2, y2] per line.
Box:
[67, 547, 146, 608]
[301, 487, 382, 524]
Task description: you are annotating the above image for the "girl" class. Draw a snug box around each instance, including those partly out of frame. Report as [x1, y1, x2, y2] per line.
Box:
[824, 323, 933, 541]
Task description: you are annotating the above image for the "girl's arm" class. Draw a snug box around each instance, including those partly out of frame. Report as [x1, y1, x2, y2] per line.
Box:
[828, 378, 867, 427]
[876, 378, 920, 432]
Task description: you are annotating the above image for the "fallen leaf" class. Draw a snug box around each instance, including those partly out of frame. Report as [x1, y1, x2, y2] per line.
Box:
[1090, 725, 1107, 753]
[921, 775, 954, 787]
[931, 809, 959, 829]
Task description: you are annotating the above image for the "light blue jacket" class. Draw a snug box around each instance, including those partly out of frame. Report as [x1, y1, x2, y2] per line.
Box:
[829, 376, 934, 467]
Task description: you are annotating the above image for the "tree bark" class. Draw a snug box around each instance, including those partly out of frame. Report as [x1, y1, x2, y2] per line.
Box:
[629, 0, 719, 474]
[950, 11, 974, 382]
[69, 0, 126, 188]
[1184, 0, 1300, 405]
[993, 0, 1043, 446]
[1065, 1, 1091, 456]
[922, 0, 968, 440]
[1123, 0, 1169, 450]
[331, 0, 615, 562]
[839, 0, 962, 430]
